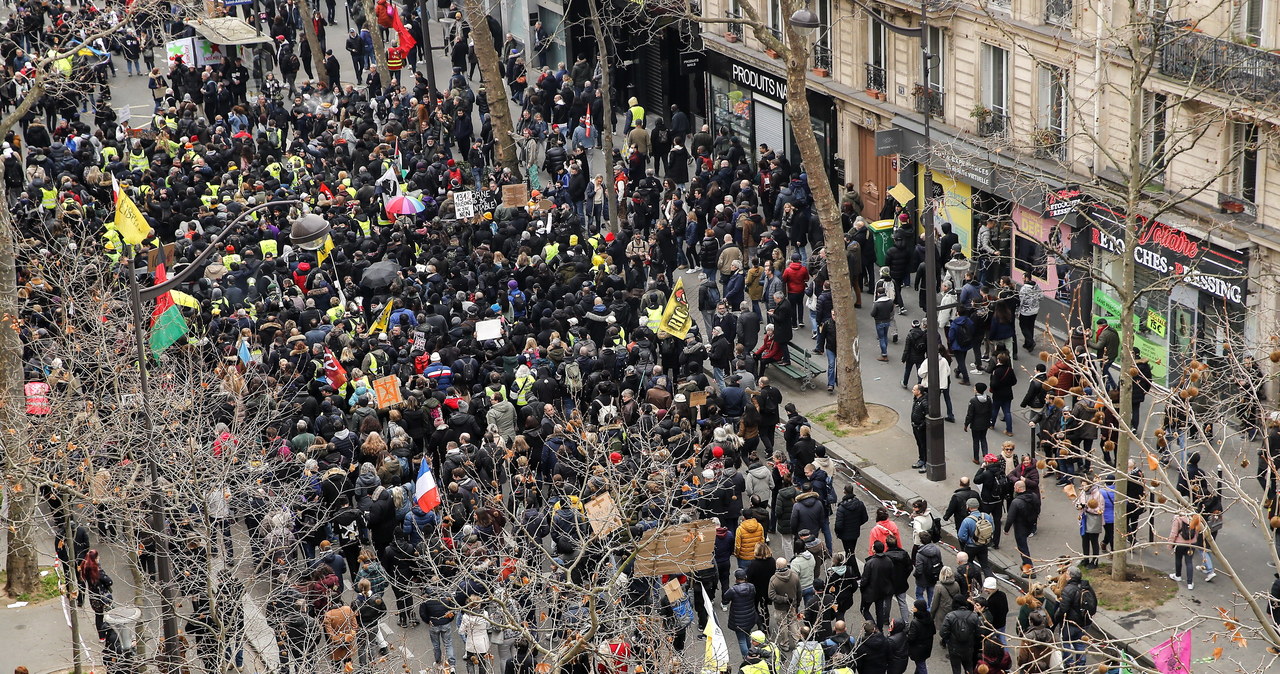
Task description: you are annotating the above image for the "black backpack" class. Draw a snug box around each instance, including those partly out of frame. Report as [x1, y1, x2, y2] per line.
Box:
[990, 470, 1013, 500]
[1075, 580, 1098, 625]
[953, 319, 974, 348]
[928, 515, 943, 544]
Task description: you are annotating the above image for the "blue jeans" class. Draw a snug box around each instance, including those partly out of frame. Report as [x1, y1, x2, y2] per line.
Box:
[914, 584, 934, 610]
[1062, 623, 1086, 673]
[825, 349, 837, 387]
[712, 366, 727, 388]
[991, 397, 1013, 433]
[732, 628, 750, 657]
[429, 623, 456, 666]
[875, 322, 891, 355]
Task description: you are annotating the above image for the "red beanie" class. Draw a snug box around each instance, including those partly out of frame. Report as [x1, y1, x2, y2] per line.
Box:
[712, 447, 724, 458]
[609, 452, 623, 464]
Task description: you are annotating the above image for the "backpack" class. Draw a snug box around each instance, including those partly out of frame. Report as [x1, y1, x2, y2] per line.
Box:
[1075, 580, 1098, 625]
[1178, 518, 1193, 541]
[968, 513, 994, 546]
[953, 319, 974, 348]
[285, 52, 300, 72]
[563, 360, 584, 394]
[990, 470, 1013, 500]
[950, 610, 977, 643]
[456, 356, 480, 386]
[928, 515, 943, 544]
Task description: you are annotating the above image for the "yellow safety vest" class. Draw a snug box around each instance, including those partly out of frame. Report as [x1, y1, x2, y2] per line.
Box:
[40, 188, 57, 210]
[645, 306, 662, 330]
[326, 306, 345, 323]
[543, 241, 559, 262]
[629, 104, 645, 126]
[484, 384, 508, 402]
[266, 162, 282, 180]
[200, 184, 220, 208]
[222, 252, 242, 267]
[101, 147, 119, 167]
[259, 238, 278, 257]
[266, 128, 282, 147]
[513, 375, 535, 405]
[740, 662, 770, 674]
[128, 150, 148, 171]
[355, 217, 371, 236]
[165, 116, 178, 133]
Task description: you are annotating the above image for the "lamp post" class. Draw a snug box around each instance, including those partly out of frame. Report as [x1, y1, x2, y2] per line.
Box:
[790, 0, 944, 481]
[289, 213, 333, 250]
[124, 199, 300, 671]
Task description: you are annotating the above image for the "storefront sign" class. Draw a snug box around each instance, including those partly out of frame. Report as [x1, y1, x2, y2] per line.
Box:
[875, 129, 902, 157]
[1044, 185, 1083, 218]
[1087, 204, 1248, 306]
[1146, 308, 1167, 338]
[931, 152, 994, 193]
[730, 63, 787, 99]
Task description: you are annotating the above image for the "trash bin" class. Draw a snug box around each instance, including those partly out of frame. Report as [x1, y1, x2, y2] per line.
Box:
[103, 605, 141, 645]
[869, 219, 896, 267]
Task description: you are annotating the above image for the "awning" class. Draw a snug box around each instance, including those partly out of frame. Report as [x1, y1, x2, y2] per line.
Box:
[191, 17, 272, 46]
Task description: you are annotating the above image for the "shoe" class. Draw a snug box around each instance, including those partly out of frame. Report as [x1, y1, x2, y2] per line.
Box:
[970, 366, 984, 375]
[1195, 565, 1206, 572]
[1204, 571, 1217, 583]
[1187, 582, 1194, 590]
[917, 466, 927, 473]
[992, 544, 1000, 550]
[945, 417, 956, 423]
[972, 458, 980, 465]
[898, 307, 907, 315]
[912, 460, 926, 469]
[892, 334, 899, 343]
[1004, 431, 1014, 437]
[1168, 573, 1182, 582]
[855, 303, 862, 308]
[877, 355, 889, 361]
[827, 386, 834, 393]
[813, 348, 823, 354]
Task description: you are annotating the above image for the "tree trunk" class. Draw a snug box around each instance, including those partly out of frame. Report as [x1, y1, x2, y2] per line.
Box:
[781, 0, 868, 424]
[63, 509, 84, 674]
[585, 0, 619, 232]
[0, 159, 36, 599]
[462, 0, 518, 173]
[362, 0, 391, 87]
[296, 0, 328, 87]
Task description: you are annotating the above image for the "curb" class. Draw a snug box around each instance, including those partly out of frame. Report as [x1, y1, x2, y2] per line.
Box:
[801, 405, 1155, 669]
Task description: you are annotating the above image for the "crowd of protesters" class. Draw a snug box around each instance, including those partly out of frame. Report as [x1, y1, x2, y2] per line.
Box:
[7, 1, 1279, 674]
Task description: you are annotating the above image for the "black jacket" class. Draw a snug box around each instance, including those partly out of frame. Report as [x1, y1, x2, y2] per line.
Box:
[860, 552, 895, 602]
[906, 610, 936, 661]
[943, 487, 980, 530]
[834, 496, 868, 543]
[964, 394, 994, 432]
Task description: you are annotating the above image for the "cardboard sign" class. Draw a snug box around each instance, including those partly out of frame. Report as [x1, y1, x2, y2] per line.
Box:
[633, 519, 716, 576]
[688, 391, 707, 407]
[662, 578, 685, 603]
[372, 375, 403, 408]
[146, 243, 177, 272]
[584, 492, 624, 537]
[475, 319, 503, 341]
[501, 183, 529, 208]
[454, 190, 477, 218]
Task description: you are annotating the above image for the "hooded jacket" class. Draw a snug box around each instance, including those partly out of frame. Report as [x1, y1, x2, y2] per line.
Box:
[744, 462, 774, 508]
[768, 566, 802, 611]
[790, 490, 827, 538]
[735, 517, 766, 560]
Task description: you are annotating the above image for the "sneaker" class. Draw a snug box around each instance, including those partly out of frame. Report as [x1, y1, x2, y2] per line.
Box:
[970, 366, 984, 375]
[1168, 573, 1182, 582]
[912, 460, 926, 469]
[1204, 571, 1217, 583]
[1195, 565, 1206, 572]
[877, 355, 889, 361]
[1187, 582, 1194, 590]
[898, 307, 907, 315]
[827, 386, 834, 393]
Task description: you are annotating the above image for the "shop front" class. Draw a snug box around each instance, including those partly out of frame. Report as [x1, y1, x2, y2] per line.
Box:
[1087, 203, 1250, 387]
[703, 51, 837, 187]
[1011, 186, 1085, 304]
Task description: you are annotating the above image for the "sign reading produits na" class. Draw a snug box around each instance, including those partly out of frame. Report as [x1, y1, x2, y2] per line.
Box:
[730, 63, 788, 99]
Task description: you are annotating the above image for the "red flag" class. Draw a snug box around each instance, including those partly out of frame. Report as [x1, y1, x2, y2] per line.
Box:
[318, 182, 334, 199]
[323, 347, 348, 389]
[390, 5, 417, 51]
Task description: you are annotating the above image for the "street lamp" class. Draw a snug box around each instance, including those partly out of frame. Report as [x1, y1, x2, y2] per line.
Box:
[790, 0, 945, 482]
[290, 213, 332, 250]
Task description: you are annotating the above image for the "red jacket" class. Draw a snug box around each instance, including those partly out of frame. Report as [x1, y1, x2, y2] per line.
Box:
[782, 261, 810, 294]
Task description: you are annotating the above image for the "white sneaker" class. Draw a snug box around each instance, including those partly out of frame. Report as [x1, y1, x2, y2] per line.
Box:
[1187, 582, 1194, 590]
[1204, 571, 1217, 582]
[1168, 573, 1182, 582]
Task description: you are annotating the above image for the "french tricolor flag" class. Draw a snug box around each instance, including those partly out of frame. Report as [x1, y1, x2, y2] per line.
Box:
[415, 460, 441, 513]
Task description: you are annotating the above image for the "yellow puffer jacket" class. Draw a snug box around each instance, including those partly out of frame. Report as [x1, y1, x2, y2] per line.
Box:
[735, 517, 766, 560]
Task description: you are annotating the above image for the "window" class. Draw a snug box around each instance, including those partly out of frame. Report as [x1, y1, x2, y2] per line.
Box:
[768, 0, 782, 39]
[1232, 122, 1259, 204]
[916, 26, 945, 118]
[1236, 0, 1263, 45]
[1045, 0, 1072, 26]
[727, 0, 744, 39]
[1037, 65, 1069, 158]
[866, 10, 887, 92]
[988, 0, 1012, 12]
[1139, 91, 1168, 183]
[814, 0, 832, 71]
[980, 44, 1009, 136]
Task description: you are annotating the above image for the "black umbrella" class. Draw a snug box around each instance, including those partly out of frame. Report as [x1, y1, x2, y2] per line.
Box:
[360, 260, 400, 290]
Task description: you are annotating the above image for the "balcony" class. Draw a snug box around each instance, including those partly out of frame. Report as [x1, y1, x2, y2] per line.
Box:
[1157, 25, 1280, 103]
[977, 110, 1008, 138]
[1044, 0, 1072, 26]
[866, 63, 887, 93]
[913, 84, 944, 118]
[814, 43, 833, 73]
[726, 10, 744, 40]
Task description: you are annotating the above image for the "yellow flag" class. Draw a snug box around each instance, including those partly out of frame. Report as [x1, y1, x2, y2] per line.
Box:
[370, 300, 394, 334]
[114, 189, 152, 245]
[658, 277, 693, 339]
[316, 235, 335, 267]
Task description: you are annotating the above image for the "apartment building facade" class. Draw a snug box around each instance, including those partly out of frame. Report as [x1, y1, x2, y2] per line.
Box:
[693, 0, 1280, 386]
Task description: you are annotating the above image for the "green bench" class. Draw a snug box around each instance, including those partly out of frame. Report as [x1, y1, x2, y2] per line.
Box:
[772, 344, 826, 390]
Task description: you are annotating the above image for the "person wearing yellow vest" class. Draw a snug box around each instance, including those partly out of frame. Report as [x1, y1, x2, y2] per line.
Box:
[128, 147, 148, 173]
[627, 97, 645, 128]
[645, 303, 662, 331]
[259, 237, 278, 257]
[221, 245, 242, 268]
[748, 632, 783, 673]
[200, 183, 221, 208]
[512, 364, 536, 406]
[39, 184, 58, 215]
[739, 649, 770, 674]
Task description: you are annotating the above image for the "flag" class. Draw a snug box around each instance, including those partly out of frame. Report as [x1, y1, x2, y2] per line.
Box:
[238, 339, 253, 365]
[700, 589, 728, 673]
[415, 459, 440, 513]
[316, 235, 335, 268]
[323, 347, 348, 389]
[379, 165, 400, 198]
[148, 247, 188, 356]
[318, 182, 334, 200]
[658, 277, 693, 339]
[389, 5, 417, 52]
[370, 300, 394, 334]
[113, 180, 152, 245]
[1148, 631, 1191, 674]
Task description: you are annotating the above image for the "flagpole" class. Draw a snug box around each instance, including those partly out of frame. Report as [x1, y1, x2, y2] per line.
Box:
[123, 244, 181, 674]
